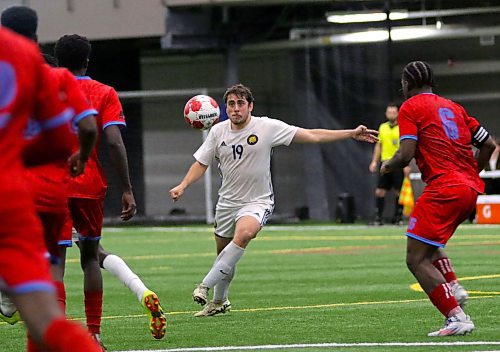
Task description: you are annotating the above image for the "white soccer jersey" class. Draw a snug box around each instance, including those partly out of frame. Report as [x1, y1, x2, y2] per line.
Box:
[193, 116, 298, 207]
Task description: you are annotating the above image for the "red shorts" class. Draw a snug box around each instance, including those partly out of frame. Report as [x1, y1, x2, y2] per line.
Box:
[406, 185, 478, 247]
[38, 209, 73, 263]
[67, 197, 103, 241]
[58, 210, 73, 247]
[0, 198, 53, 294]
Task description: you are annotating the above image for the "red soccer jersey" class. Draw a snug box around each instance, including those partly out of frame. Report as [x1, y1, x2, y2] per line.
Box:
[0, 28, 74, 212]
[24, 67, 97, 212]
[68, 76, 126, 199]
[398, 93, 483, 193]
[0, 28, 76, 291]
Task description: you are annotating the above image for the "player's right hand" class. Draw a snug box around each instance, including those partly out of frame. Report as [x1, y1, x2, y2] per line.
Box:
[369, 161, 377, 173]
[68, 151, 87, 177]
[169, 185, 184, 202]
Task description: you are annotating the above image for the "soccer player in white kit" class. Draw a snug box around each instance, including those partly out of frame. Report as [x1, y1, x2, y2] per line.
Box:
[169, 84, 378, 317]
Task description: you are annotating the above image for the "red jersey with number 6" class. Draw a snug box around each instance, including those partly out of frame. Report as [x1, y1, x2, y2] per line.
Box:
[398, 93, 483, 192]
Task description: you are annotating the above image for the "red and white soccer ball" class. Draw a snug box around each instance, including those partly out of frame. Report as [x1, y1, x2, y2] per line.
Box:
[183, 95, 220, 130]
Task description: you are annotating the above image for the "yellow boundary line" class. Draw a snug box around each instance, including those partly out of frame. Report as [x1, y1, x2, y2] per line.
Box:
[2, 294, 498, 326]
[410, 274, 500, 292]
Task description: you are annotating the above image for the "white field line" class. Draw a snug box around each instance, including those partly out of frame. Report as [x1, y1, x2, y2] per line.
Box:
[104, 224, 500, 233]
[117, 341, 500, 352]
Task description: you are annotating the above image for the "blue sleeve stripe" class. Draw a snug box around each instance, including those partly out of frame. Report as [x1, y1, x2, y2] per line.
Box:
[78, 235, 101, 241]
[40, 108, 74, 130]
[406, 232, 445, 248]
[400, 135, 418, 141]
[11, 281, 55, 294]
[72, 109, 98, 127]
[103, 121, 126, 130]
[57, 240, 73, 247]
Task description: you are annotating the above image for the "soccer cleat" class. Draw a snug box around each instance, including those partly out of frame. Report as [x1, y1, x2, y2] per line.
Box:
[193, 283, 209, 306]
[90, 333, 107, 351]
[141, 290, 167, 340]
[428, 315, 474, 337]
[0, 293, 20, 325]
[194, 299, 231, 317]
[0, 309, 20, 325]
[451, 283, 469, 308]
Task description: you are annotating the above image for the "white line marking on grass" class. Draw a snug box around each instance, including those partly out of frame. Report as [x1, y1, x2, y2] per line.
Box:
[117, 341, 500, 352]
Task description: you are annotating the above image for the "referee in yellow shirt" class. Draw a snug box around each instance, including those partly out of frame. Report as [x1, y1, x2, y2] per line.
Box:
[369, 103, 407, 225]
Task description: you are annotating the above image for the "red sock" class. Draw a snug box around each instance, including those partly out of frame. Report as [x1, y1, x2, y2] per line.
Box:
[55, 281, 66, 314]
[432, 258, 458, 284]
[44, 318, 101, 352]
[429, 283, 459, 317]
[84, 290, 102, 335]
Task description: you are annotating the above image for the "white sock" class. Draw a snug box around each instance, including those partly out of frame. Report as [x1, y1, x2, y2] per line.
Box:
[102, 254, 148, 302]
[449, 306, 466, 320]
[213, 267, 235, 302]
[202, 241, 244, 288]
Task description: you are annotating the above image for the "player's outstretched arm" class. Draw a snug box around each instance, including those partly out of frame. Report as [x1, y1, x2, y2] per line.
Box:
[292, 125, 378, 144]
[169, 161, 208, 202]
[104, 124, 137, 220]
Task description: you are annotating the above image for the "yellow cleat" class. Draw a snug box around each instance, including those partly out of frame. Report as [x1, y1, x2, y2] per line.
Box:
[0, 309, 20, 325]
[141, 290, 167, 340]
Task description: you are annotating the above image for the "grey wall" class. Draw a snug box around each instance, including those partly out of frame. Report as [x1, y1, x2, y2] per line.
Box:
[140, 51, 304, 219]
[139, 36, 500, 221]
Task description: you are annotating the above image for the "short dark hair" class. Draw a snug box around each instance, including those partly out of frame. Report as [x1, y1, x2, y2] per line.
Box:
[386, 102, 398, 110]
[402, 61, 435, 91]
[42, 53, 58, 68]
[223, 84, 254, 104]
[54, 34, 91, 72]
[1, 6, 38, 41]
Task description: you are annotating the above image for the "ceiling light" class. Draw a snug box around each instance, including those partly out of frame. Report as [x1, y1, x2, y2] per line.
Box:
[326, 11, 408, 24]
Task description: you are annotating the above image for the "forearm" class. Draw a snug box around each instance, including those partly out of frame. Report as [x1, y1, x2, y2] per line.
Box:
[179, 161, 208, 189]
[476, 137, 497, 172]
[77, 118, 97, 162]
[293, 128, 354, 144]
[371, 143, 381, 163]
[383, 150, 409, 172]
[107, 140, 133, 192]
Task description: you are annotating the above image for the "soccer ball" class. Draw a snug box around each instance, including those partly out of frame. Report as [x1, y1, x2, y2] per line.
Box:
[183, 95, 220, 130]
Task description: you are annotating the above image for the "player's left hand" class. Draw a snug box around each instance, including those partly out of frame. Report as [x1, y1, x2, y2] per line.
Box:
[121, 190, 137, 221]
[68, 151, 87, 177]
[352, 125, 379, 143]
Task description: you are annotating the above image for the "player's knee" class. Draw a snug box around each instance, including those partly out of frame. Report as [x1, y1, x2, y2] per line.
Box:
[233, 230, 257, 247]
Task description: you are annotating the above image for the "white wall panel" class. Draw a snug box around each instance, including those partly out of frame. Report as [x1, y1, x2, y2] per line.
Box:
[0, 0, 165, 43]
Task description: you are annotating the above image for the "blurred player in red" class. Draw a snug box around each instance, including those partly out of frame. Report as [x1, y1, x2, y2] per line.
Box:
[381, 61, 496, 336]
[0, 26, 101, 352]
[1, 3, 97, 317]
[55, 34, 166, 344]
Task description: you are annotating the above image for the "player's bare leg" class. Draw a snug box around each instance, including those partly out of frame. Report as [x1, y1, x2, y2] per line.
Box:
[12, 291, 101, 351]
[78, 239, 105, 349]
[406, 237, 473, 336]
